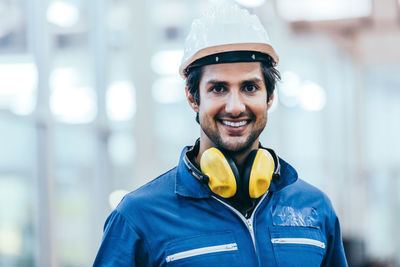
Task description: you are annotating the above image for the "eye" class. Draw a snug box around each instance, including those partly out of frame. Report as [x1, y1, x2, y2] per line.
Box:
[243, 84, 258, 92]
[211, 86, 225, 93]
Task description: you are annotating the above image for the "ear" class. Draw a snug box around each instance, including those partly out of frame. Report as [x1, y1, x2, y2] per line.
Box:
[185, 87, 199, 112]
[267, 92, 275, 110]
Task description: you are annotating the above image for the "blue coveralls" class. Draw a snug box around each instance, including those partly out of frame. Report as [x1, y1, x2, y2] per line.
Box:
[94, 147, 347, 266]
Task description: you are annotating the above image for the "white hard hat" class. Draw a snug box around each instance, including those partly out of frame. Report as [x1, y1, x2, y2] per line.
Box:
[179, 4, 279, 78]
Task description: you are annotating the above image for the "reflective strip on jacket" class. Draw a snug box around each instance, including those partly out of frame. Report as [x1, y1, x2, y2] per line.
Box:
[94, 147, 348, 267]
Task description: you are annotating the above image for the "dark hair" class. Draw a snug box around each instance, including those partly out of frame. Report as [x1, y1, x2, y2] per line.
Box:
[185, 57, 281, 123]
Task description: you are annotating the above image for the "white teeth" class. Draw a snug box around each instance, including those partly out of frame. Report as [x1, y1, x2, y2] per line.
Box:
[222, 120, 247, 127]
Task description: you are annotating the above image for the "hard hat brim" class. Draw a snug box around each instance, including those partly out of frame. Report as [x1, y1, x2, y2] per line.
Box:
[179, 43, 279, 78]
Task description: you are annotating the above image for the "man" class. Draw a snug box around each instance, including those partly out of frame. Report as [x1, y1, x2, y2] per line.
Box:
[94, 4, 347, 266]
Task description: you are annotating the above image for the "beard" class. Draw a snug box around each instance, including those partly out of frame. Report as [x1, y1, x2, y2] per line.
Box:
[205, 129, 261, 154]
[199, 111, 267, 155]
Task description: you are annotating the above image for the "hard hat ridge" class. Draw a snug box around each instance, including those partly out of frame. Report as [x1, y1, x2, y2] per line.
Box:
[180, 3, 279, 78]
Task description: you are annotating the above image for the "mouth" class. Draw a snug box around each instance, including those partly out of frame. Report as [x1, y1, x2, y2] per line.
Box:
[217, 118, 251, 135]
[221, 120, 249, 128]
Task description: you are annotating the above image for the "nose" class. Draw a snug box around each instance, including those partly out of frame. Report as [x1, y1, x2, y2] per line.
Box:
[225, 90, 245, 117]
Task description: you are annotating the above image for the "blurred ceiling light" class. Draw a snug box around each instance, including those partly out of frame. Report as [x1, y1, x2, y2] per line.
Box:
[277, 0, 372, 21]
[108, 132, 136, 166]
[298, 81, 326, 111]
[278, 71, 301, 108]
[280, 71, 301, 96]
[109, 190, 129, 210]
[0, 61, 37, 115]
[106, 81, 136, 121]
[152, 76, 185, 104]
[278, 71, 326, 111]
[50, 86, 97, 123]
[151, 50, 183, 75]
[50, 68, 97, 123]
[235, 0, 266, 8]
[0, 224, 22, 255]
[47, 1, 79, 27]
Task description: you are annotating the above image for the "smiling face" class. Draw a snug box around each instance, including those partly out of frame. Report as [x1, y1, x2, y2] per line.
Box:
[186, 62, 274, 158]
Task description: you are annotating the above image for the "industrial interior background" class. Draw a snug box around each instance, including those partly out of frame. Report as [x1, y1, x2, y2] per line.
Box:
[0, 0, 399, 266]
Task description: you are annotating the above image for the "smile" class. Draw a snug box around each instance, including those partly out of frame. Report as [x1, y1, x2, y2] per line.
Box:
[221, 120, 248, 128]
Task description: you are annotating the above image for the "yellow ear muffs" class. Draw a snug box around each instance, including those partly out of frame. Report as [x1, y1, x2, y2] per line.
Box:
[200, 148, 238, 198]
[200, 147, 275, 199]
[243, 149, 275, 198]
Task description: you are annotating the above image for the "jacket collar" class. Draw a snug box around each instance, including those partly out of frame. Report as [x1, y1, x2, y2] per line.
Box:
[269, 157, 298, 192]
[175, 146, 298, 199]
[175, 146, 212, 198]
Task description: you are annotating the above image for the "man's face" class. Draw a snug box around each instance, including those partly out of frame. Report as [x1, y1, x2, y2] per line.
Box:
[187, 62, 274, 153]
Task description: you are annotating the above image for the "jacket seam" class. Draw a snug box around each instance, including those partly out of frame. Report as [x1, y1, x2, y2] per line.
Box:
[114, 209, 155, 261]
[321, 197, 335, 265]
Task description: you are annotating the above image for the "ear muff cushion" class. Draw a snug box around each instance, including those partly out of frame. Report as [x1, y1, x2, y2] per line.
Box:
[200, 148, 238, 198]
[246, 149, 275, 198]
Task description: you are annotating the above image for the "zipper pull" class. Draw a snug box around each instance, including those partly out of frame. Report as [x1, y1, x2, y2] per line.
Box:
[246, 219, 254, 234]
[226, 243, 237, 249]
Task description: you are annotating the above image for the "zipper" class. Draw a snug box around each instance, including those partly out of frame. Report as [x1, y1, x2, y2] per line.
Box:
[165, 243, 238, 262]
[211, 193, 268, 254]
[271, 238, 326, 249]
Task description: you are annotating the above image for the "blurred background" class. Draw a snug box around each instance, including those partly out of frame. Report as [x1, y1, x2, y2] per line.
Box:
[0, 0, 399, 266]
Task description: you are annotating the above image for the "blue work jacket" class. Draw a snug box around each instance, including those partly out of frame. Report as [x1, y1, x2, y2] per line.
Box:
[94, 147, 347, 266]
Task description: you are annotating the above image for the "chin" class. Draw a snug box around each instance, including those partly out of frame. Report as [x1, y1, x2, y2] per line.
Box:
[218, 137, 256, 153]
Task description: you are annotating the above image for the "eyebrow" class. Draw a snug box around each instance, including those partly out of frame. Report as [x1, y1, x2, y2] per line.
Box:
[205, 80, 229, 87]
[241, 78, 263, 85]
[205, 78, 263, 87]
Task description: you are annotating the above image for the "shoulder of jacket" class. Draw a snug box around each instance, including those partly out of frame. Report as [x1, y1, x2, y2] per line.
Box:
[116, 167, 178, 212]
[278, 178, 334, 209]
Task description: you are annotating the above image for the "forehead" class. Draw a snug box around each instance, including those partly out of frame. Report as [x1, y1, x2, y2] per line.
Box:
[200, 62, 263, 85]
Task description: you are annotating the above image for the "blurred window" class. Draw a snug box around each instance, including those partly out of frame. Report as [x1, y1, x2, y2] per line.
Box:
[53, 125, 97, 267]
[0, 56, 37, 115]
[0, 175, 35, 267]
[0, 118, 35, 267]
[152, 76, 185, 104]
[106, 81, 136, 121]
[50, 67, 97, 124]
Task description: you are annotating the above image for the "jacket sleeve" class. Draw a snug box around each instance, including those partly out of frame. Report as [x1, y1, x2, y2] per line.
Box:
[322, 207, 348, 267]
[93, 210, 151, 266]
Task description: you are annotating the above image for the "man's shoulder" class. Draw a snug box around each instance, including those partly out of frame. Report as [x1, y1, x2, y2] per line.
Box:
[291, 178, 327, 196]
[133, 167, 178, 195]
[277, 178, 334, 211]
[116, 167, 178, 214]
[271, 178, 337, 231]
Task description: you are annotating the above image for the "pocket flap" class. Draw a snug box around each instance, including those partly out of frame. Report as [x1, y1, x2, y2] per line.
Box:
[165, 232, 241, 266]
[270, 226, 325, 244]
[270, 226, 326, 266]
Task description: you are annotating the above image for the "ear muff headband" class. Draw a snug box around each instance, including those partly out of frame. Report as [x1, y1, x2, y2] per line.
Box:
[200, 148, 237, 198]
[248, 149, 274, 198]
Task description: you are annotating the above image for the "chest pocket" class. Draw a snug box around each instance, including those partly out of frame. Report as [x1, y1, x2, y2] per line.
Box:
[164, 232, 242, 267]
[269, 226, 326, 267]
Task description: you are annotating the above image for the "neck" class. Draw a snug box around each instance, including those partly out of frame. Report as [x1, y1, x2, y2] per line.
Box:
[229, 146, 256, 170]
